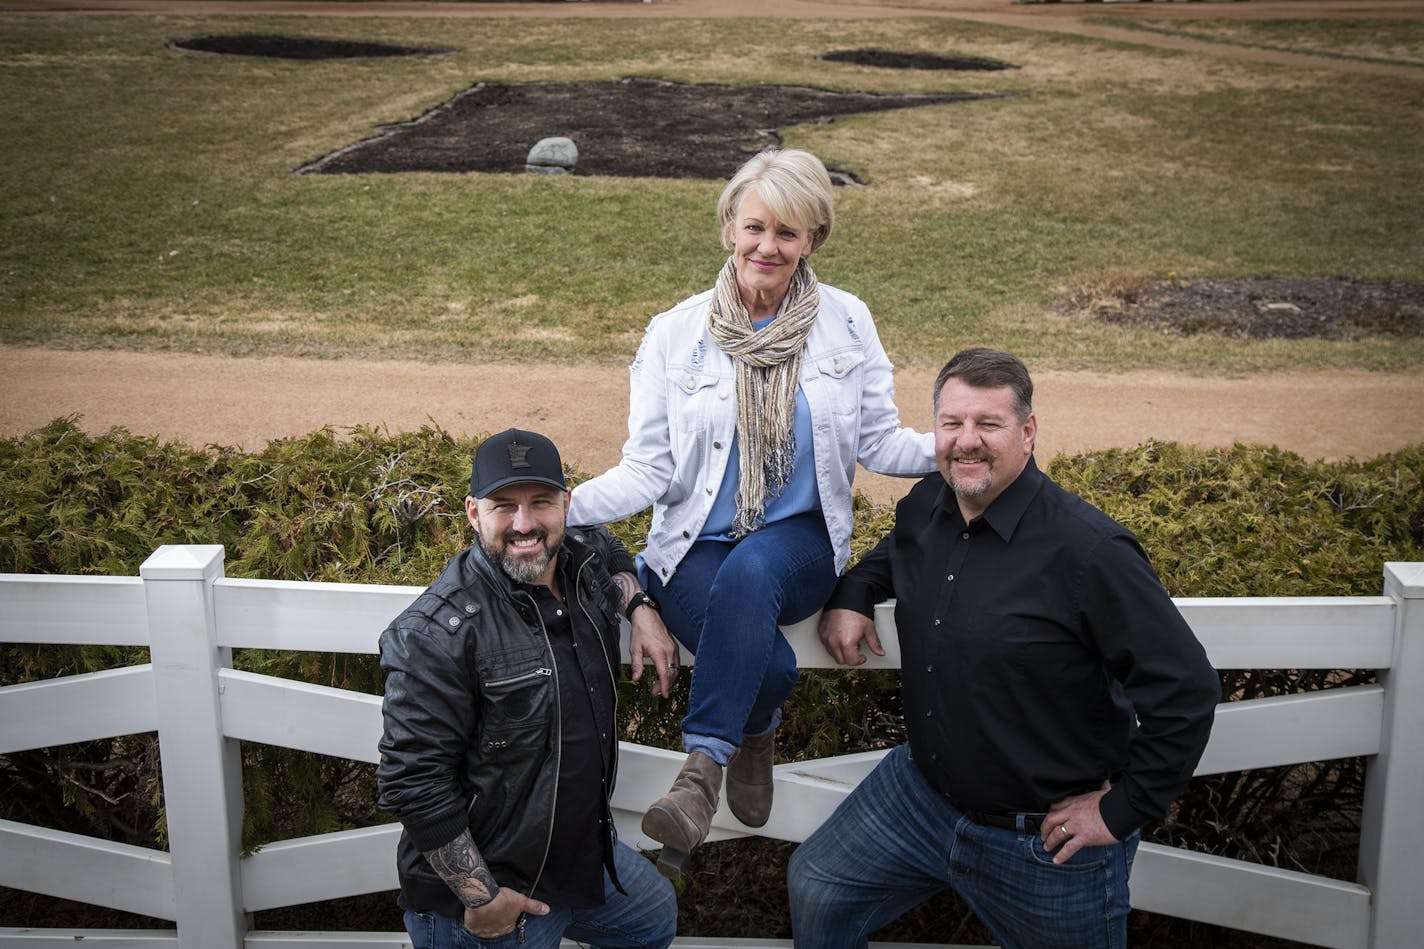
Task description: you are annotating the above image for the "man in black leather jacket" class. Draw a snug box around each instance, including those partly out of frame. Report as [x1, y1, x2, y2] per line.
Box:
[378, 429, 680, 949]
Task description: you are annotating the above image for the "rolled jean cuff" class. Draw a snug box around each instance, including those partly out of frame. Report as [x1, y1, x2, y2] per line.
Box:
[684, 733, 736, 766]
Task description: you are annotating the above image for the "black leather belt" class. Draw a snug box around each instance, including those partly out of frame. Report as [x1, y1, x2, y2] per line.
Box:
[965, 809, 1045, 834]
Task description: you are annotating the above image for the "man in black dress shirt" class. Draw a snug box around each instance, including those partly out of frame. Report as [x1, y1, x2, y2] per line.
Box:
[787, 349, 1220, 949]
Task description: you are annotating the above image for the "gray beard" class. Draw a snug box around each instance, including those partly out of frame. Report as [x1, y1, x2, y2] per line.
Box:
[478, 531, 557, 585]
[951, 474, 992, 500]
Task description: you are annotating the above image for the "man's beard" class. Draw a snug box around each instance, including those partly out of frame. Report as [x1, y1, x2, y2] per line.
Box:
[945, 454, 994, 500]
[478, 527, 562, 584]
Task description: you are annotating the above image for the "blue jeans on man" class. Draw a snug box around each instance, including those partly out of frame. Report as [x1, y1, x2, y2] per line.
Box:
[402, 841, 676, 949]
[641, 512, 837, 764]
[788, 744, 1138, 949]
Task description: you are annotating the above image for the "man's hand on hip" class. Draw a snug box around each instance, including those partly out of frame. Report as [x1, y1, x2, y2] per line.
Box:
[1040, 786, 1118, 865]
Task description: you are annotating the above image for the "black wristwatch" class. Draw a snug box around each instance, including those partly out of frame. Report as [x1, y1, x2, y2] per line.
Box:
[624, 590, 659, 622]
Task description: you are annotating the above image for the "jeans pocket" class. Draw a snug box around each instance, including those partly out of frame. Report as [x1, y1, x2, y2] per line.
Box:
[1025, 833, 1109, 871]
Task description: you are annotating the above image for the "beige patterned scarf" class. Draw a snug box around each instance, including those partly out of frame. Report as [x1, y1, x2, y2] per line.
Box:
[707, 255, 820, 536]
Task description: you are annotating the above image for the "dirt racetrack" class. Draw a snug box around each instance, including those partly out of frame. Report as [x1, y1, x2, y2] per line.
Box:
[4, 346, 1420, 504]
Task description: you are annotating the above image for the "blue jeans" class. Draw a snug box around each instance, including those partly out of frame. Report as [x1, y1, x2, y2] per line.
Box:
[787, 744, 1138, 949]
[641, 512, 837, 762]
[402, 841, 677, 949]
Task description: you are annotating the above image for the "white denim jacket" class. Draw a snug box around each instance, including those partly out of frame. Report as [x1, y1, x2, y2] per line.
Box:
[568, 284, 935, 585]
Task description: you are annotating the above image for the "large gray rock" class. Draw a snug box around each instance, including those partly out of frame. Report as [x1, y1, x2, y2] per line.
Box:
[526, 137, 578, 175]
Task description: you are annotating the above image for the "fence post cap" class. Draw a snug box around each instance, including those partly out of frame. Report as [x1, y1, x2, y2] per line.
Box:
[1384, 562, 1424, 598]
[140, 544, 226, 581]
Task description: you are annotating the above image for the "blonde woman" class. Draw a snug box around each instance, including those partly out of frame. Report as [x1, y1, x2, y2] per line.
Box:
[569, 148, 934, 877]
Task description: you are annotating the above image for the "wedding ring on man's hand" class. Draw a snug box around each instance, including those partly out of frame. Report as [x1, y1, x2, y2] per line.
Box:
[667, 663, 677, 671]
[1059, 824, 1070, 837]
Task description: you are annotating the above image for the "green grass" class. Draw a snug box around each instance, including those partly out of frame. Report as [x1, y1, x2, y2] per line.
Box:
[1092, 16, 1424, 67]
[2, 13, 1422, 371]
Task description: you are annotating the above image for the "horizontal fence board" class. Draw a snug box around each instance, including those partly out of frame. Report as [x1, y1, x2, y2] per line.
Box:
[0, 935, 978, 949]
[1130, 842, 1371, 949]
[0, 820, 175, 922]
[0, 665, 156, 754]
[241, 825, 399, 912]
[262, 936, 984, 949]
[0, 575, 148, 646]
[213, 578, 420, 653]
[218, 669, 383, 764]
[1195, 686, 1384, 775]
[1178, 597, 1396, 669]
[0, 932, 177, 947]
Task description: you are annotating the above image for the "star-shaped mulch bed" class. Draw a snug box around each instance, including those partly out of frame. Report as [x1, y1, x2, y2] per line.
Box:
[298, 77, 1007, 180]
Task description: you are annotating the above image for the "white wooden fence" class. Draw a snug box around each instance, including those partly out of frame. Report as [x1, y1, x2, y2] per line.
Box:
[1, 546, 1421, 948]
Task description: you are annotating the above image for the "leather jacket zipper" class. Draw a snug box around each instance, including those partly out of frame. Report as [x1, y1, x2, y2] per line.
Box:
[576, 553, 621, 801]
[483, 667, 552, 689]
[517, 588, 558, 899]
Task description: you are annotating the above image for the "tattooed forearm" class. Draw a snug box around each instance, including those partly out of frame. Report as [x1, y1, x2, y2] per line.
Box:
[612, 571, 639, 612]
[424, 830, 501, 909]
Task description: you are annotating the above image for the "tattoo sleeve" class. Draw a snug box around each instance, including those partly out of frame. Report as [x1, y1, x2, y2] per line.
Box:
[612, 570, 639, 613]
[423, 830, 501, 909]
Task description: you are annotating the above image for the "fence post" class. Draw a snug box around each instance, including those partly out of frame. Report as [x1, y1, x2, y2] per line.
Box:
[1359, 562, 1424, 949]
[141, 545, 247, 948]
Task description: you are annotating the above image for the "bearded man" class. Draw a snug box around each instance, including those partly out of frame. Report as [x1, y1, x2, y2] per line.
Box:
[377, 429, 680, 949]
[789, 349, 1220, 949]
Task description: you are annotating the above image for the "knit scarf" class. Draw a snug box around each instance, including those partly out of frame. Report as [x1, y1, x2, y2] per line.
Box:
[707, 255, 820, 537]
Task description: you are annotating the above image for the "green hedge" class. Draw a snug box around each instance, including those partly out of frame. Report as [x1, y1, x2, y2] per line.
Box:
[2, 418, 1421, 941]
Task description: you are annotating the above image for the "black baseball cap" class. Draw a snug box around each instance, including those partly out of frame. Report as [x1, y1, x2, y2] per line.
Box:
[469, 429, 567, 498]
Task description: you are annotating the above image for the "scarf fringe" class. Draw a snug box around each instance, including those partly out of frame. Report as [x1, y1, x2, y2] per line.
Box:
[708, 256, 819, 536]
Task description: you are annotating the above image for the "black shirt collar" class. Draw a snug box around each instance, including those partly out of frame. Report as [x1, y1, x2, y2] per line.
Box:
[935, 455, 1044, 542]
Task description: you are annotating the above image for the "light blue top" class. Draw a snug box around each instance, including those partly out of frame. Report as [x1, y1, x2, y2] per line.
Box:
[699, 382, 820, 541]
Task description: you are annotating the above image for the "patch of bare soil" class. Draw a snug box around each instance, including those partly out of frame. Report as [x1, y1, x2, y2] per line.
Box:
[299, 76, 1002, 179]
[171, 33, 451, 58]
[1082, 276, 1424, 340]
[821, 47, 1016, 71]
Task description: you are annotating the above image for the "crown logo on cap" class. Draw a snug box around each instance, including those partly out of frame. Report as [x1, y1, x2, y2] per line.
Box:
[507, 442, 533, 470]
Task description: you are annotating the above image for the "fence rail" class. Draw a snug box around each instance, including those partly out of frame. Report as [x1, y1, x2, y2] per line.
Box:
[2, 547, 1421, 948]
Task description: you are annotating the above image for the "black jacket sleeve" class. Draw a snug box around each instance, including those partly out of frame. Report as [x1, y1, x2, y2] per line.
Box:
[376, 595, 480, 854]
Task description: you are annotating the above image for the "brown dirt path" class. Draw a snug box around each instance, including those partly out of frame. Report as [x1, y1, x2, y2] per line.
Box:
[5, 345, 1419, 504]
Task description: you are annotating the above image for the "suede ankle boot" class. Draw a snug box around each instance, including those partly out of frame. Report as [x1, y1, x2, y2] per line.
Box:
[725, 729, 775, 827]
[641, 751, 723, 879]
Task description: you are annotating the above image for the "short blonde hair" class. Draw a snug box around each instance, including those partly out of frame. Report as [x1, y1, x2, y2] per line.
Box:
[717, 148, 835, 253]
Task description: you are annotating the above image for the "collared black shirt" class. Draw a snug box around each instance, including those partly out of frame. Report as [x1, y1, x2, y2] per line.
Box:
[516, 548, 616, 908]
[828, 457, 1219, 839]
